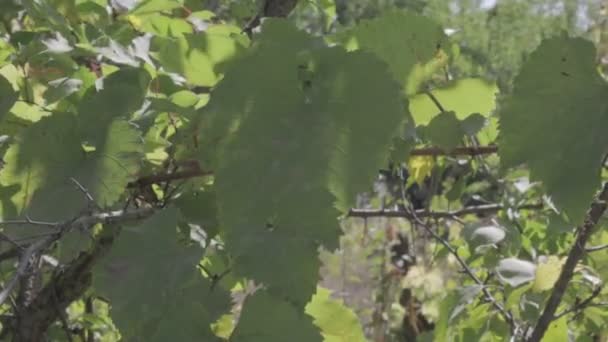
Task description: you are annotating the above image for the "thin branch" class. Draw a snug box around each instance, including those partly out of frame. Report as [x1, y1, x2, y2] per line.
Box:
[125, 145, 499, 192]
[127, 168, 213, 188]
[0, 248, 20, 263]
[0, 217, 58, 228]
[0, 237, 53, 306]
[527, 182, 608, 342]
[424, 90, 446, 113]
[348, 202, 542, 219]
[553, 284, 603, 320]
[585, 244, 608, 253]
[69, 178, 97, 208]
[410, 145, 498, 157]
[410, 213, 516, 331]
[397, 181, 516, 333]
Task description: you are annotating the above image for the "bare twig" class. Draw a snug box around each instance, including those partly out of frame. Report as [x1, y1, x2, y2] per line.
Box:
[69, 178, 97, 208]
[397, 181, 516, 334]
[0, 237, 54, 306]
[127, 168, 213, 188]
[585, 244, 608, 253]
[425, 90, 446, 113]
[410, 145, 498, 156]
[553, 284, 603, 320]
[0, 217, 58, 228]
[411, 213, 516, 331]
[348, 202, 542, 219]
[527, 182, 608, 342]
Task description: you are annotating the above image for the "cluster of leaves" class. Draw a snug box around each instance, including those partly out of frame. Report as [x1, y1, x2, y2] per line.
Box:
[0, 0, 607, 341]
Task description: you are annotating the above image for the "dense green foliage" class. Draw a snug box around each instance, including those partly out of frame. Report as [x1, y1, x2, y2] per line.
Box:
[0, 0, 607, 341]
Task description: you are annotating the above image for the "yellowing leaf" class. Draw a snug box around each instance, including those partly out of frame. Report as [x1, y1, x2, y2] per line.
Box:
[211, 314, 235, 339]
[127, 14, 143, 29]
[407, 156, 434, 186]
[533, 256, 565, 292]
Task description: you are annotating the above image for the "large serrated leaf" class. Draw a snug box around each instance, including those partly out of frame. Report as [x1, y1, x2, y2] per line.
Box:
[93, 208, 220, 340]
[499, 37, 608, 223]
[0, 114, 143, 222]
[231, 290, 323, 342]
[206, 20, 404, 305]
[142, 273, 232, 342]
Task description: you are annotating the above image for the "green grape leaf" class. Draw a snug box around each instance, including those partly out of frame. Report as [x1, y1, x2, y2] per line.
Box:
[175, 188, 220, 237]
[93, 208, 219, 340]
[136, 15, 193, 36]
[0, 114, 143, 222]
[0, 74, 17, 120]
[79, 67, 151, 127]
[207, 20, 404, 305]
[305, 287, 366, 342]
[142, 273, 232, 342]
[423, 111, 463, 150]
[409, 78, 497, 125]
[153, 25, 248, 87]
[461, 113, 487, 136]
[231, 290, 322, 342]
[43, 77, 83, 105]
[128, 0, 183, 15]
[542, 316, 567, 341]
[335, 10, 449, 95]
[499, 37, 608, 223]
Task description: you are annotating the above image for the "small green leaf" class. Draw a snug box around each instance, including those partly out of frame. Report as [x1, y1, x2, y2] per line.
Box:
[532, 256, 564, 292]
[461, 113, 487, 136]
[424, 111, 463, 150]
[463, 222, 506, 253]
[495, 258, 536, 287]
[153, 25, 248, 86]
[128, 0, 182, 15]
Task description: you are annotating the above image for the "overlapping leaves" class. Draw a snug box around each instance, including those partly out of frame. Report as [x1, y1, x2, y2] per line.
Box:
[201, 20, 405, 315]
[93, 208, 231, 341]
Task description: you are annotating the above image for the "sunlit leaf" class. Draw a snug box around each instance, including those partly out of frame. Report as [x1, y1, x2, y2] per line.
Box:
[532, 256, 564, 292]
[231, 290, 322, 342]
[305, 287, 366, 342]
